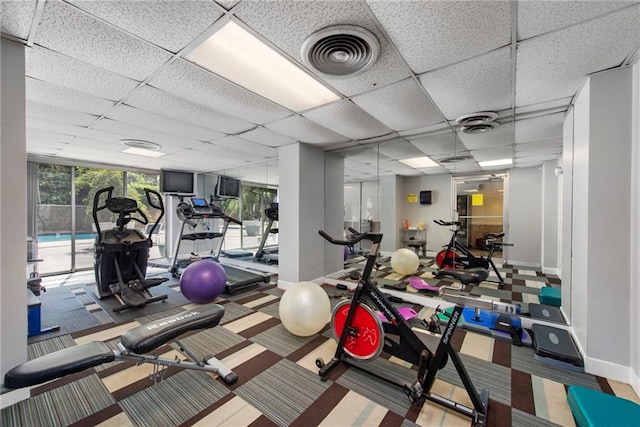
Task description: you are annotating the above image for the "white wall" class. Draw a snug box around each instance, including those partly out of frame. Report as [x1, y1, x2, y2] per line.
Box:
[630, 60, 640, 394]
[541, 160, 559, 274]
[380, 175, 401, 252]
[561, 108, 575, 319]
[402, 174, 454, 252]
[569, 67, 634, 381]
[279, 144, 342, 286]
[324, 153, 344, 275]
[0, 38, 29, 405]
[505, 167, 542, 266]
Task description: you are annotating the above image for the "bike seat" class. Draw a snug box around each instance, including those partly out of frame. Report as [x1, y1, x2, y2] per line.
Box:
[437, 268, 489, 285]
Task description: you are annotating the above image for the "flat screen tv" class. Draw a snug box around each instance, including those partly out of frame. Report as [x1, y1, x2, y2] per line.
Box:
[215, 175, 240, 199]
[160, 169, 195, 194]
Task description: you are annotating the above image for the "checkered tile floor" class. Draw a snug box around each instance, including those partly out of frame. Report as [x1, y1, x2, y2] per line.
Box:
[2, 265, 638, 426]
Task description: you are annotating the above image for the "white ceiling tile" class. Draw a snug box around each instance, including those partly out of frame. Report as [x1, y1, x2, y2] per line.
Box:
[303, 100, 392, 140]
[419, 47, 512, 121]
[399, 122, 450, 138]
[515, 113, 564, 143]
[67, 0, 224, 53]
[236, 127, 297, 147]
[341, 146, 390, 164]
[90, 118, 203, 149]
[28, 117, 85, 136]
[515, 146, 562, 158]
[518, 1, 637, 40]
[35, 1, 172, 81]
[458, 122, 514, 150]
[514, 159, 545, 168]
[151, 59, 291, 125]
[265, 115, 350, 145]
[27, 100, 97, 126]
[1, 0, 37, 40]
[27, 78, 115, 116]
[515, 154, 559, 163]
[212, 136, 279, 158]
[470, 146, 514, 162]
[215, 1, 240, 11]
[366, 0, 511, 73]
[418, 166, 450, 175]
[27, 46, 139, 101]
[27, 127, 75, 143]
[190, 142, 265, 162]
[516, 5, 640, 106]
[78, 130, 185, 154]
[68, 137, 129, 152]
[515, 97, 572, 115]
[125, 85, 254, 134]
[516, 138, 563, 150]
[376, 139, 426, 160]
[444, 162, 483, 174]
[107, 104, 225, 142]
[378, 160, 419, 174]
[352, 79, 443, 131]
[409, 131, 465, 156]
[169, 148, 241, 167]
[235, 0, 409, 96]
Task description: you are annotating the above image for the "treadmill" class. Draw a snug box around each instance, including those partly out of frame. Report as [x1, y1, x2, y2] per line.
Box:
[173, 198, 270, 294]
[254, 202, 279, 264]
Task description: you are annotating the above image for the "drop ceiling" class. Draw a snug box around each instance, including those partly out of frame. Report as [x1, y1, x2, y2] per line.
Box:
[1, 0, 639, 185]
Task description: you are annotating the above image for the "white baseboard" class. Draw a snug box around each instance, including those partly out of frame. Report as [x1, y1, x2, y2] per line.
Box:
[0, 388, 29, 409]
[506, 260, 541, 268]
[542, 267, 559, 275]
[632, 369, 640, 398]
[584, 357, 633, 384]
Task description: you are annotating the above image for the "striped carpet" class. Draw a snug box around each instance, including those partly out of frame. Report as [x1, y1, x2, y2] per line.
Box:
[2, 267, 639, 427]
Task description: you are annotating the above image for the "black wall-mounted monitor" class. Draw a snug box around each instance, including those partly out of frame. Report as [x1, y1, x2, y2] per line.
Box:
[160, 169, 195, 194]
[215, 175, 241, 199]
[420, 190, 432, 205]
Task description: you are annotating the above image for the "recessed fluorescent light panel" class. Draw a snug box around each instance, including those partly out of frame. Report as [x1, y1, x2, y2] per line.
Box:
[399, 156, 439, 168]
[479, 158, 512, 167]
[123, 147, 166, 158]
[186, 21, 340, 112]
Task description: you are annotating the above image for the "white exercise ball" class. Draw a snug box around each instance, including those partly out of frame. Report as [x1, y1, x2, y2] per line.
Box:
[391, 248, 420, 275]
[279, 281, 331, 337]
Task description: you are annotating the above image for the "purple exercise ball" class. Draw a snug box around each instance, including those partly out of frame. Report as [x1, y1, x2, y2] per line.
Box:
[180, 259, 226, 303]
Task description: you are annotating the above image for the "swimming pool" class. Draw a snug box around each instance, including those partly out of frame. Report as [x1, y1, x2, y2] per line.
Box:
[38, 233, 97, 242]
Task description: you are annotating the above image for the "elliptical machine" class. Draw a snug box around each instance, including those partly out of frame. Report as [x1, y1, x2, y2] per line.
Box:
[93, 187, 168, 313]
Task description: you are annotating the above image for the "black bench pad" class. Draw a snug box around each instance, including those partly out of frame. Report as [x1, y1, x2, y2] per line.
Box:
[120, 304, 225, 354]
[4, 341, 114, 389]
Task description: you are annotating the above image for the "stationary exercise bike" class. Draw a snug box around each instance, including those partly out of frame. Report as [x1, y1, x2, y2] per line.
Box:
[316, 228, 489, 426]
[434, 220, 512, 288]
[93, 186, 168, 312]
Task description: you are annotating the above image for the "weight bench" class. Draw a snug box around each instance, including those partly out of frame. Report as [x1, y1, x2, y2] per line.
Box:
[4, 304, 237, 389]
[567, 385, 640, 427]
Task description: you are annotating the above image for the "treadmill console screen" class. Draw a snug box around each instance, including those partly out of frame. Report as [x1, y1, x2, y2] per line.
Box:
[190, 198, 211, 212]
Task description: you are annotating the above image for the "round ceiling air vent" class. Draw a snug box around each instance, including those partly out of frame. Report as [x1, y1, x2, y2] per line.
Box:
[460, 122, 501, 134]
[439, 155, 472, 164]
[301, 25, 380, 78]
[121, 139, 161, 150]
[455, 112, 498, 126]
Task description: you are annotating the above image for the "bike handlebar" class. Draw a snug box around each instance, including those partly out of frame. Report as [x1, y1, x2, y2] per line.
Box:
[318, 228, 382, 246]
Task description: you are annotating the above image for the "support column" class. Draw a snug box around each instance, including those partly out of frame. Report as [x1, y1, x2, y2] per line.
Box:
[278, 143, 343, 288]
[1, 38, 28, 405]
[569, 66, 633, 381]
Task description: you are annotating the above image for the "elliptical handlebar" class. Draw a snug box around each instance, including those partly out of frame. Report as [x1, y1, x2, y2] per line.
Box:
[434, 219, 461, 227]
[318, 228, 382, 246]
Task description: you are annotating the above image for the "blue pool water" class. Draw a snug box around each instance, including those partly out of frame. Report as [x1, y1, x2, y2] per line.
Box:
[38, 233, 97, 242]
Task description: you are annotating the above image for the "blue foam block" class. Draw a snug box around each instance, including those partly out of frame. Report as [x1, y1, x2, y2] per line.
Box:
[567, 385, 640, 427]
[538, 286, 561, 307]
